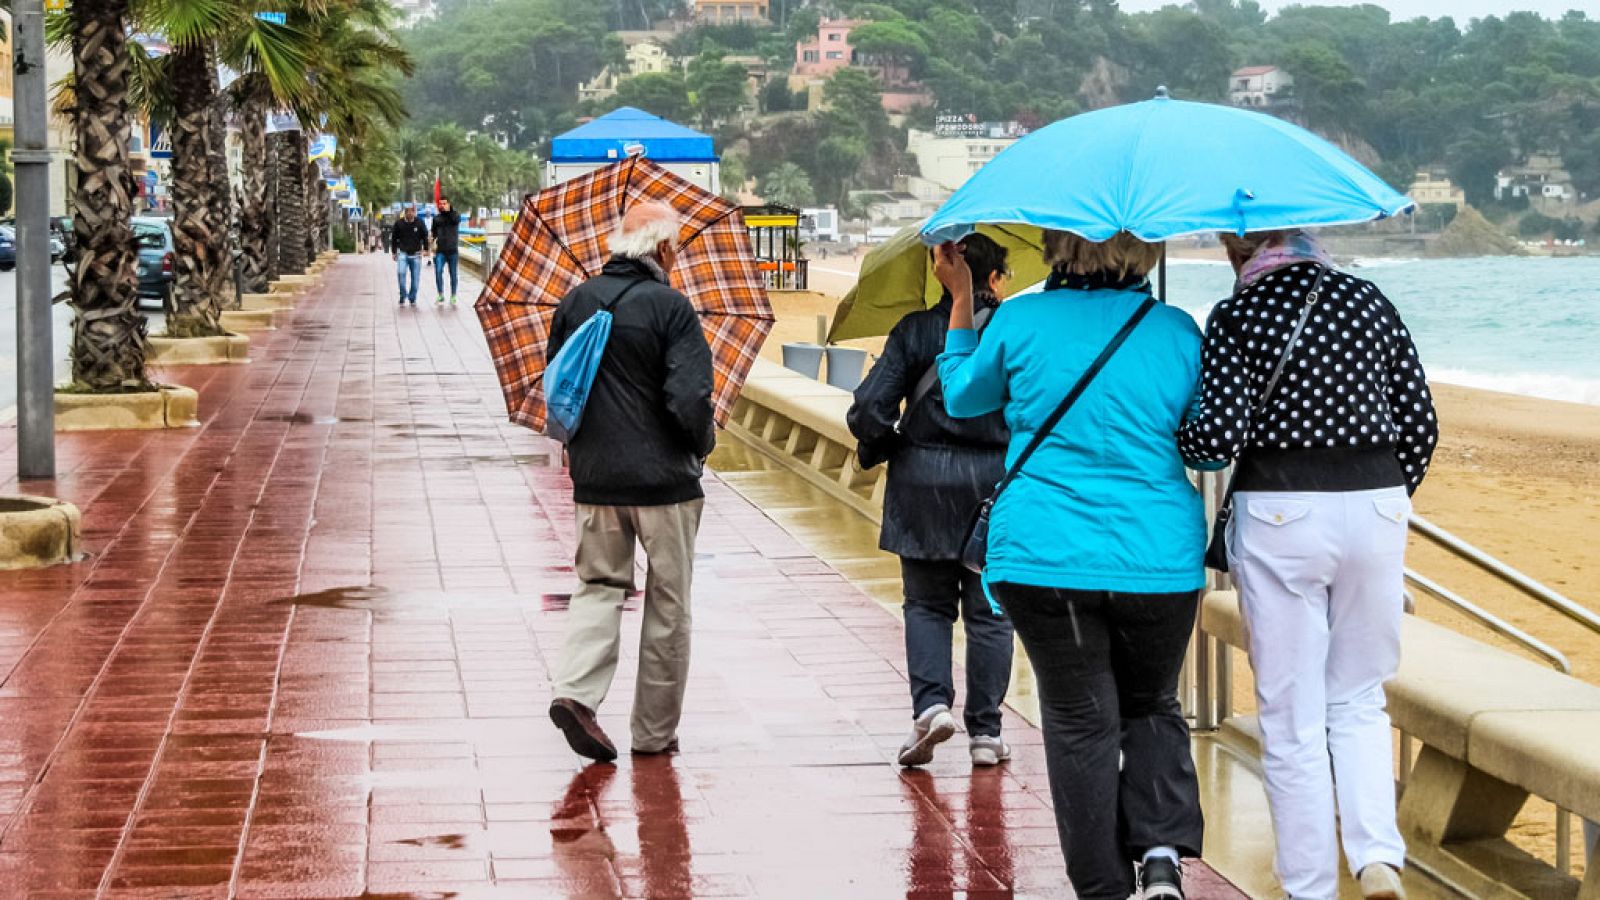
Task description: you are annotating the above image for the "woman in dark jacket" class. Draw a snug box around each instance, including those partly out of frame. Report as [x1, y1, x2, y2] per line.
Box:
[1179, 230, 1438, 900]
[847, 234, 1014, 769]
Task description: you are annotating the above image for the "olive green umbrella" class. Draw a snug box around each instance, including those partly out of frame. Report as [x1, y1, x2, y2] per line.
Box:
[827, 221, 1049, 342]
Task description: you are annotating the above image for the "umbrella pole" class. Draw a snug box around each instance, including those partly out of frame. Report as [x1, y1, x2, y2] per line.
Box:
[1158, 244, 1168, 302]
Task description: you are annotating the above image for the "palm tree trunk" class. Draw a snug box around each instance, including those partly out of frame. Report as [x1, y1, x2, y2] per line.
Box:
[273, 129, 308, 275]
[164, 40, 227, 338]
[238, 82, 271, 294]
[207, 57, 240, 310]
[304, 155, 323, 262]
[69, 0, 149, 390]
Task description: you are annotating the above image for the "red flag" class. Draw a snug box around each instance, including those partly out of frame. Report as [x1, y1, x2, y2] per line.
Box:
[433, 176, 442, 206]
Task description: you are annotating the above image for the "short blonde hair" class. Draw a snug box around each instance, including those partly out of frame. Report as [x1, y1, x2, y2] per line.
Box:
[1044, 230, 1163, 280]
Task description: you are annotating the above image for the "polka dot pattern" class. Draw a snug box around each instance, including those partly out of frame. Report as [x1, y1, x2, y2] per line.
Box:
[1177, 263, 1439, 494]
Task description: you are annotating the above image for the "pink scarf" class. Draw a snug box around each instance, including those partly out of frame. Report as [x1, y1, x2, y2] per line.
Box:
[1238, 230, 1335, 289]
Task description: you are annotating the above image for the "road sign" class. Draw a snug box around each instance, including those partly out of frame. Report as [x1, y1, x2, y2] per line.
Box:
[149, 121, 172, 159]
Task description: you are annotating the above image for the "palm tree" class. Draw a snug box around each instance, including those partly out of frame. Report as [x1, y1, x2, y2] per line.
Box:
[67, 0, 150, 389]
[275, 0, 408, 271]
[272, 128, 308, 274]
[132, 1, 315, 336]
[396, 128, 426, 202]
[224, 5, 318, 293]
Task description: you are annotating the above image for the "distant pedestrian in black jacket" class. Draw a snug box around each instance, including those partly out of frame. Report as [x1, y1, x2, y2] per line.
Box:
[847, 233, 1015, 769]
[546, 201, 715, 763]
[390, 205, 429, 306]
[430, 197, 463, 305]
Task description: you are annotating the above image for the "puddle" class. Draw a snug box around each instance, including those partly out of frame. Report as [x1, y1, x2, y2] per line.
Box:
[259, 413, 369, 426]
[280, 585, 390, 611]
[394, 833, 468, 850]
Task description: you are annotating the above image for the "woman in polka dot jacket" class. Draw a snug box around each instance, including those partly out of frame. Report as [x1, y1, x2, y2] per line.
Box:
[1177, 230, 1437, 900]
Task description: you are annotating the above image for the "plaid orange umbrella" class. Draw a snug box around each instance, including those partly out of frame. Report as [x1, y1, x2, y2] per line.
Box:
[475, 157, 775, 431]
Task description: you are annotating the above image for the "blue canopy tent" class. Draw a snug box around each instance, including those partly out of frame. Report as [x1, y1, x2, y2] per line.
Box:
[547, 108, 722, 193]
[550, 107, 717, 163]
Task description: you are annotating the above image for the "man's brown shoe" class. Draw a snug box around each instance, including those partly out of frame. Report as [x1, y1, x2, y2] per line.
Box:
[549, 698, 618, 762]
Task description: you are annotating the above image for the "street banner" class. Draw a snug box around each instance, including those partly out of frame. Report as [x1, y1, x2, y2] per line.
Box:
[308, 134, 338, 162]
[266, 111, 301, 134]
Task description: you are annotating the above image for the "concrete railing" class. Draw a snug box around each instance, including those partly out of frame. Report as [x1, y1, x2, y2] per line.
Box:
[727, 360, 885, 522]
[728, 359, 1600, 898]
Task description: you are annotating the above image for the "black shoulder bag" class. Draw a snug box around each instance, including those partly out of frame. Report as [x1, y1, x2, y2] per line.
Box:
[1204, 265, 1330, 572]
[961, 296, 1158, 574]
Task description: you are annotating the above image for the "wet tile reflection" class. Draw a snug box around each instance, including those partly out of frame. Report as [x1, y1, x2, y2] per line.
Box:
[0, 259, 1247, 897]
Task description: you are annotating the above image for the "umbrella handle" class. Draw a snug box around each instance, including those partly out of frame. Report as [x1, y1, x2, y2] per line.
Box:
[1233, 189, 1256, 236]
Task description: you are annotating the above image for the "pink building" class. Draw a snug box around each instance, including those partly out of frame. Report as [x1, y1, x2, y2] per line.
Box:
[795, 18, 861, 79]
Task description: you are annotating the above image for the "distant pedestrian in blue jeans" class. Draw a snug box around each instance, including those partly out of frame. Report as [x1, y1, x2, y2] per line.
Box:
[431, 196, 463, 305]
[391, 203, 429, 306]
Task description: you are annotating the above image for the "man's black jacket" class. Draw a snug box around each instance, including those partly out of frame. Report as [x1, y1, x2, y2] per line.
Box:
[431, 210, 462, 254]
[391, 217, 428, 255]
[548, 257, 716, 506]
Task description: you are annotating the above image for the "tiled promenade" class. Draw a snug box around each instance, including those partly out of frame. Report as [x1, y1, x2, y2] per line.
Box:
[0, 256, 1247, 898]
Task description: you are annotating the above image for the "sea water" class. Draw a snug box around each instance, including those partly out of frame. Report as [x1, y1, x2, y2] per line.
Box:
[1163, 256, 1600, 407]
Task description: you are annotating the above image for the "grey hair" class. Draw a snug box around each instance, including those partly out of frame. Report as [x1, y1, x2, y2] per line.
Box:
[608, 204, 682, 260]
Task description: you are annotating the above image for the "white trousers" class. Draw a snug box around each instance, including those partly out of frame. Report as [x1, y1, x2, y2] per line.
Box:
[1230, 487, 1411, 900]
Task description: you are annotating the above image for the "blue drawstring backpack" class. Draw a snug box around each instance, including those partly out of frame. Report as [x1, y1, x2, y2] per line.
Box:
[543, 281, 645, 443]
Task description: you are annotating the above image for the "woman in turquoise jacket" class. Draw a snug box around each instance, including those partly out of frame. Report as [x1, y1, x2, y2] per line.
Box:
[935, 231, 1207, 900]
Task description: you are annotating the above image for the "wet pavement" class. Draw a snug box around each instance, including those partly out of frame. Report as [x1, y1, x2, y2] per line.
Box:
[0, 255, 1248, 898]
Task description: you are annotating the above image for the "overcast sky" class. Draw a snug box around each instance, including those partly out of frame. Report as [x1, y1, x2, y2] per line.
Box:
[1115, 1, 1590, 20]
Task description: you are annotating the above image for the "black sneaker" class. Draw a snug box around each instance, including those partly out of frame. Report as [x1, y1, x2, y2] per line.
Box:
[1140, 857, 1184, 900]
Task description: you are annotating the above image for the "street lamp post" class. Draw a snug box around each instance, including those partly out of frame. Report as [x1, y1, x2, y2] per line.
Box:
[14, 0, 55, 480]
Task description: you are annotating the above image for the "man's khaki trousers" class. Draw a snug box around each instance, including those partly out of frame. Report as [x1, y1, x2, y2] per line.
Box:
[553, 499, 704, 752]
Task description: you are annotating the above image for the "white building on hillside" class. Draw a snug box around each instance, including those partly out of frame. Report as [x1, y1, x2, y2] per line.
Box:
[906, 121, 1026, 195]
[1229, 65, 1294, 108]
[392, 0, 437, 27]
[579, 40, 676, 104]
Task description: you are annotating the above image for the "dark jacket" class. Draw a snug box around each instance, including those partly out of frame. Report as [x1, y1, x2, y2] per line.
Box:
[848, 295, 1009, 560]
[391, 217, 428, 255]
[548, 257, 716, 506]
[431, 210, 462, 254]
[1178, 262, 1439, 495]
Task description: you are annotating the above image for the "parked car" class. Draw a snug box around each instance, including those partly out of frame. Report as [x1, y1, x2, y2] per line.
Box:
[0, 220, 68, 263]
[0, 227, 15, 272]
[133, 216, 175, 312]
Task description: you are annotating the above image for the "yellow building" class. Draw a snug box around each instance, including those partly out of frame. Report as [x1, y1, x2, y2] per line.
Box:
[695, 0, 769, 25]
[1407, 170, 1466, 209]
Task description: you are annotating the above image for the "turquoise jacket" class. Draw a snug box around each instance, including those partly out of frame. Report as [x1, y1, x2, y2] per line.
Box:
[938, 286, 1208, 594]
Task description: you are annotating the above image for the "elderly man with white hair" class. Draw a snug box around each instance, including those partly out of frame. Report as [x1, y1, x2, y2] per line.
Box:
[546, 201, 717, 762]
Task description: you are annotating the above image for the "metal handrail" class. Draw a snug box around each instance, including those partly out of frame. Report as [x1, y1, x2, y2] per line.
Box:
[1409, 513, 1600, 637]
[1404, 569, 1573, 673]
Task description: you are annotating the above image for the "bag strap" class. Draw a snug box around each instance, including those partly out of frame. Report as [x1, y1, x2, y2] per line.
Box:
[990, 295, 1158, 501]
[1218, 264, 1332, 506]
[599, 277, 649, 312]
[903, 304, 995, 427]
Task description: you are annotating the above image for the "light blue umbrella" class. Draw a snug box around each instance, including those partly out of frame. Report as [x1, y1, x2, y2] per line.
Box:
[922, 90, 1414, 246]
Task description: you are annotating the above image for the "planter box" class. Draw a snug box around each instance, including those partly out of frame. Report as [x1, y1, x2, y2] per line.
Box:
[56, 385, 200, 431]
[277, 273, 316, 286]
[149, 333, 250, 366]
[268, 281, 304, 296]
[0, 495, 82, 570]
[220, 309, 276, 331]
[242, 292, 294, 311]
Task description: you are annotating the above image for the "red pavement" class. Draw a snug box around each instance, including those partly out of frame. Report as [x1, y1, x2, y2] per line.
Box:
[0, 256, 1247, 898]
